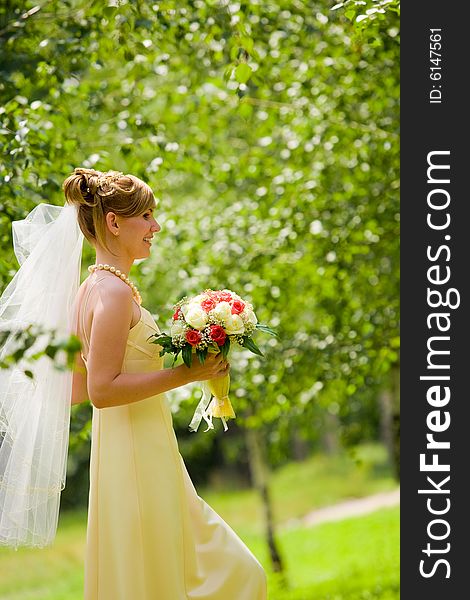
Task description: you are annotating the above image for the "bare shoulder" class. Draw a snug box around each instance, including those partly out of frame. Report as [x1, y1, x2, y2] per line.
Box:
[93, 273, 133, 297]
[92, 274, 134, 314]
[85, 275, 135, 399]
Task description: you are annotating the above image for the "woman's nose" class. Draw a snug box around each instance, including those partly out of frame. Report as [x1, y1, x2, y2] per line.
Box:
[152, 218, 161, 233]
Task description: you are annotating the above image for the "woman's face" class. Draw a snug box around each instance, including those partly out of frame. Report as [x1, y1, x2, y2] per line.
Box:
[114, 207, 161, 259]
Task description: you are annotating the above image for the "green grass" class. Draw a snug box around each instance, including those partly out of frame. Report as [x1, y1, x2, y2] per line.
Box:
[0, 444, 399, 599]
[199, 442, 397, 535]
[0, 510, 86, 600]
[256, 507, 399, 600]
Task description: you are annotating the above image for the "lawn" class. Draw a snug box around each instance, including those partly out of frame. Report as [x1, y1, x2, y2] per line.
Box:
[200, 442, 397, 536]
[248, 507, 399, 600]
[0, 444, 399, 599]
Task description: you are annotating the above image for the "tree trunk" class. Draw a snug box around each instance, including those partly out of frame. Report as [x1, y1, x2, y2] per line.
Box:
[377, 364, 400, 480]
[245, 427, 288, 587]
[291, 426, 310, 461]
[320, 411, 340, 455]
[378, 387, 394, 467]
[390, 363, 400, 480]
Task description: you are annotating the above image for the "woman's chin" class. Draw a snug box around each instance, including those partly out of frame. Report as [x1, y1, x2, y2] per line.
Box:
[135, 247, 151, 260]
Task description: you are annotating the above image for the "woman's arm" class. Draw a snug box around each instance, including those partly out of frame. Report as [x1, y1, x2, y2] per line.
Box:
[85, 278, 227, 409]
[71, 350, 89, 405]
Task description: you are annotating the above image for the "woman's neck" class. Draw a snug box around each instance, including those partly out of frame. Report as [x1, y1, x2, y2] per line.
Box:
[93, 251, 134, 276]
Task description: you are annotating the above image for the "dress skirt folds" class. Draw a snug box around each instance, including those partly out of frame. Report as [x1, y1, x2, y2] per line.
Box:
[81, 302, 267, 600]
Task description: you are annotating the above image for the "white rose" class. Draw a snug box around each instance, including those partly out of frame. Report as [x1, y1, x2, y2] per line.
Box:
[185, 305, 208, 330]
[191, 294, 206, 304]
[243, 308, 258, 326]
[225, 313, 245, 335]
[181, 295, 205, 315]
[170, 320, 187, 337]
[211, 301, 232, 321]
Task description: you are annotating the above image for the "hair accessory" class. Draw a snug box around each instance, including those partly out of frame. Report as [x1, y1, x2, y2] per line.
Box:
[97, 172, 124, 187]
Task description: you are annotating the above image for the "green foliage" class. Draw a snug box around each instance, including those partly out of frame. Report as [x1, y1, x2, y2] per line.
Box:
[218, 336, 229, 360]
[0, 324, 82, 376]
[332, 0, 400, 42]
[196, 346, 209, 364]
[240, 334, 263, 356]
[0, 0, 399, 462]
[62, 401, 92, 510]
[182, 342, 194, 368]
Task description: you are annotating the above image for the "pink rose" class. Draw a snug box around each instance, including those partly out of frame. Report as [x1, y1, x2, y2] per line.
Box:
[201, 297, 217, 312]
[231, 299, 245, 314]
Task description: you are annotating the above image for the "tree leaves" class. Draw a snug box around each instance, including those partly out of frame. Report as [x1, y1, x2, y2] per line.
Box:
[234, 63, 252, 84]
[0, 0, 399, 451]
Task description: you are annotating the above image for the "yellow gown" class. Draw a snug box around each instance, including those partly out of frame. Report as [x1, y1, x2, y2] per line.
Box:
[78, 280, 267, 600]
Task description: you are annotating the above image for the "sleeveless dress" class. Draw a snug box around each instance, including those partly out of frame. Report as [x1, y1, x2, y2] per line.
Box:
[77, 278, 267, 600]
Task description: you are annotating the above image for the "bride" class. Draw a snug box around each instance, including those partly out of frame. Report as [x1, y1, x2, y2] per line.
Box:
[0, 168, 267, 600]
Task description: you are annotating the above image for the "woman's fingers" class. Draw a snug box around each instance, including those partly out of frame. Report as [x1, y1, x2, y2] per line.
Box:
[207, 352, 225, 366]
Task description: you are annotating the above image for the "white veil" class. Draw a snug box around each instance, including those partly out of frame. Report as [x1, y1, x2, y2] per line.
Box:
[0, 202, 84, 548]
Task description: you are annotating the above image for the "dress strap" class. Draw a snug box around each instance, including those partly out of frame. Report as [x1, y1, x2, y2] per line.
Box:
[80, 276, 109, 362]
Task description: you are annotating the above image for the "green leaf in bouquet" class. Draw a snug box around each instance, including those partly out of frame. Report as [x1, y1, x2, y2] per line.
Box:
[209, 343, 220, 353]
[158, 345, 172, 356]
[182, 344, 193, 368]
[196, 347, 208, 364]
[220, 336, 231, 359]
[241, 336, 264, 357]
[149, 333, 172, 346]
[255, 324, 278, 337]
[255, 323, 279, 337]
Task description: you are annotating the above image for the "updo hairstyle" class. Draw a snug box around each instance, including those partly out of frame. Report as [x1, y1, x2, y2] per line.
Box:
[62, 167, 156, 252]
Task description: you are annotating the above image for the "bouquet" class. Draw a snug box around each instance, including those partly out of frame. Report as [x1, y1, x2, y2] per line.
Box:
[149, 288, 277, 432]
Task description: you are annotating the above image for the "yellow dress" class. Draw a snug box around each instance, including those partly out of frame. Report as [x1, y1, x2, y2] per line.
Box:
[78, 281, 267, 600]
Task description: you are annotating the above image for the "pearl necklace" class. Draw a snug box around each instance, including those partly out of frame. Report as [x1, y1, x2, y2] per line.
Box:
[88, 263, 142, 305]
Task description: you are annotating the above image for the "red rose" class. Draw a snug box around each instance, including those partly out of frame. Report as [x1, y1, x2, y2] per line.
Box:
[231, 299, 245, 314]
[210, 324, 227, 346]
[172, 307, 181, 321]
[218, 291, 233, 303]
[186, 329, 202, 347]
[201, 297, 217, 312]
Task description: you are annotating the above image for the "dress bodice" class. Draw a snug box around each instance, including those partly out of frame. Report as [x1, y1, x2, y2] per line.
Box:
[120, 305, 164, 372]
[77, 275, 163, 370]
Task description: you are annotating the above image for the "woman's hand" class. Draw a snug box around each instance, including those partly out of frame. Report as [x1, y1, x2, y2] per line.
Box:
[183, 352, 230, 383]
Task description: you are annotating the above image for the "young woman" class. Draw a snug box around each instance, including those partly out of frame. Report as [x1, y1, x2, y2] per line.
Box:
[64, 168, 267, 599]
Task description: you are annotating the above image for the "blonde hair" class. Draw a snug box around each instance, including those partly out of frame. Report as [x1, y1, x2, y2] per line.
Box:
[62, 167, 156, 253]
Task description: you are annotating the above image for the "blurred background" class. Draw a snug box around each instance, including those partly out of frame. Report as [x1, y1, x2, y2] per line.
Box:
[0, 0, 399, 598]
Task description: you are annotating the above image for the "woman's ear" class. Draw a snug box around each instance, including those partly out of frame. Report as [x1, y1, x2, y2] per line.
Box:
[105, 212, 119, 236]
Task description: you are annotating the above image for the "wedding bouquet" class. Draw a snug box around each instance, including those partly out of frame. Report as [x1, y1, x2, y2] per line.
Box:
[149, 288, 277, 432]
